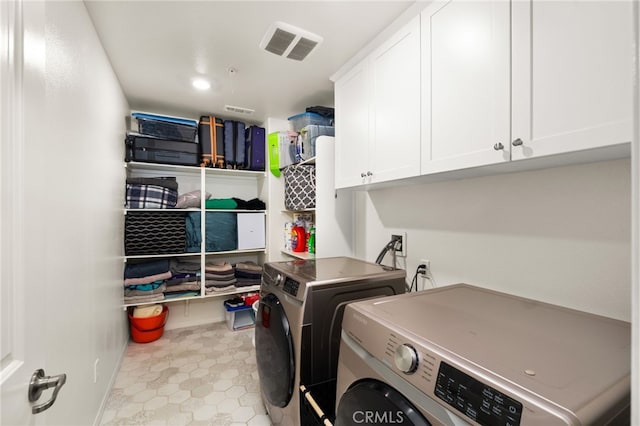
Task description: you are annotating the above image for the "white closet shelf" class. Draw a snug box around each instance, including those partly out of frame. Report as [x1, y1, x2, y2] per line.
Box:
[124, 248, 266, 261]
[124, 209, 267, 214]
[281, 249, 315, 260]
[125, 161, 266, 177]
[122, 284, 261, 309]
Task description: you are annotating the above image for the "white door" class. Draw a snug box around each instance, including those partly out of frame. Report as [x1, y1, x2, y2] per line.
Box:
[511, 0, 632, 160]
[421, 0, 510, 174]
[334, 58, 370, 188]
[1, 1, 65, 423]
[370, 15, 421, 184]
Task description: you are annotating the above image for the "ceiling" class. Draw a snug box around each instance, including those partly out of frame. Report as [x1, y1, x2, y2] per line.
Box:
[84, 1, 415, 124]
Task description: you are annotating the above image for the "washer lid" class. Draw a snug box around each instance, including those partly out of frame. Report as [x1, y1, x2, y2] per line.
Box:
[266, 256, 404, 285]
[354, 284, 631, 416]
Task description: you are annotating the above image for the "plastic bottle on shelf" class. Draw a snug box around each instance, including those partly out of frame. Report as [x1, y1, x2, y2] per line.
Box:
[308, 227, 316, 254]
[292, 226, 306, 253]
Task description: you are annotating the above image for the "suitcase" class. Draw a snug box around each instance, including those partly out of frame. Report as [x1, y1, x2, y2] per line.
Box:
[244, 125, 265, 171]
[131, 112, 198, 142]
[198, 116, 225, 168]
[125, 133, 200, 166]
[223, 120, 246, 169]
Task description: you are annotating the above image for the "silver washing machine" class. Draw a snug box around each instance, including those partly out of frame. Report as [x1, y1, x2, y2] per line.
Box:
[255, 257, 406, 426]
[335, 284, 630, 426]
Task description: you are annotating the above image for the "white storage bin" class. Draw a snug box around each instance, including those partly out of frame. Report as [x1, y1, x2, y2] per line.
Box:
[237, 213, 266, 250]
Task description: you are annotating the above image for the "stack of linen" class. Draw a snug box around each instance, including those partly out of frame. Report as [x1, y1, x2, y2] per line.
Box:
[165, 259, 201, 299]
[124, 259, 170, 304]
[204, 262, 237, 294]
[234, 262, 263, 287]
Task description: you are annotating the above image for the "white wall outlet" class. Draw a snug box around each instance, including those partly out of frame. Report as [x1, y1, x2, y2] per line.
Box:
[391, 232, 407, 257]
[419, 259, 431, 277]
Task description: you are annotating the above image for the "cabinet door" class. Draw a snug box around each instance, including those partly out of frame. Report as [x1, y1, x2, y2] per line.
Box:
[421, 0, 510, 174]
[369, 16, 421, 184]
[334, 59, 370, 189]
[511, 0, 632, 160]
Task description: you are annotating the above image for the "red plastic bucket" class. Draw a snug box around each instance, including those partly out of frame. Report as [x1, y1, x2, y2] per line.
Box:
[128, 305, 169, 343]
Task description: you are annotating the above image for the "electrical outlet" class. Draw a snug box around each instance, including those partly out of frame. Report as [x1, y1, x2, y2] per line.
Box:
[419, 259, 431, 277]
[391, 233, 407, 257]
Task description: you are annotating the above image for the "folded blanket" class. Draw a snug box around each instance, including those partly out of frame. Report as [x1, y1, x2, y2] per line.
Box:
[124, 293, 165, 304]
[126, 177, 178, 191]
[204, 272, 235, 280]
[233, 198, 266, 210]
[235, 270, 262, 280]
[125, 283, 167, 297]
[125, 282, 163, 291]
[163, 282, 201, 293]
[170, 259, 201, 274]
[204, 262, 234, 273]
[165, 276, 199, 286]
[205, 198, 238, 210]
[164, 291, 199, 299]
[132, 304, 164, 318]
[235, 279, 261, 287]
[124, 271, 172, 286]
[124, 259, 171, 279]
[204, 278, 237, 287]
[234, 261, 263, 273]
[205, 285, 236, 294]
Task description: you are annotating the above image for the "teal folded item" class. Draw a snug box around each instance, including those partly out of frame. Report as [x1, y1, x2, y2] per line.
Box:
[205, 198, 238, 209]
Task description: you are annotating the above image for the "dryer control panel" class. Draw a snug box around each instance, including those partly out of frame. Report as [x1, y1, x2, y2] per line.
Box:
[435, 361, 522, 426]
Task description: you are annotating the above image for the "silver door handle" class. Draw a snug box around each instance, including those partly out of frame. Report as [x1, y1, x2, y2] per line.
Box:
[360, 172, 366, 178]
[493, 142, 504, 150]
[512, 138, 524, 146]
[366, 171, 372, 176]
[29, 368, 67, 414]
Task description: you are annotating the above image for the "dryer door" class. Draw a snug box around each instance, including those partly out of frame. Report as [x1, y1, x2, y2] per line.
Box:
[255, 293, 295, 408]
[335, 379, 431, 426]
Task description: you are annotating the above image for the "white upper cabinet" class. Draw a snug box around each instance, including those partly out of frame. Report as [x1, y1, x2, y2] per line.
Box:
[334, 16, 421, 188]
[369, 15, 421, 183]
[421, 0, 511, 174]
[511, 0, 632, 160]
[335, 59, 371, 189]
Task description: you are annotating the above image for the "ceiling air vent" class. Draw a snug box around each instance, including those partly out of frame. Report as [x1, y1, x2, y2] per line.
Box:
[260, 21, 323, 61]
[224, 105, 255, 115]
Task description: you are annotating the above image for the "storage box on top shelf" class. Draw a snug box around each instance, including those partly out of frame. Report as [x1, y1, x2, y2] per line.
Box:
[130, 112, 199, 143]
[299, 125, 334, 160]
[288, 112, 332, 133]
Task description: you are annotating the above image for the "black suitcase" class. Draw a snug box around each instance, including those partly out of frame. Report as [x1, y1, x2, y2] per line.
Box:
[244, 125, 265, 171]
[198, 116, 225, 168]
[223, 120, 246, 169]
[125, 133, 200, 166]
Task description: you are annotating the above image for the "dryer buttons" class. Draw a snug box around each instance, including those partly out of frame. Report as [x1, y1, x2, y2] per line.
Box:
[394, 344, 419, 374]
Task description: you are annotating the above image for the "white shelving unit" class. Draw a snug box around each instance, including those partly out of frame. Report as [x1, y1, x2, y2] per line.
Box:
[123, 161, 267, 308]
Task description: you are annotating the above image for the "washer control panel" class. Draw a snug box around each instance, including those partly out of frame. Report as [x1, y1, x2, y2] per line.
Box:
[394, 344, 419, 374]
[435, 361, 522, 426]
[282, 277, 300, 297]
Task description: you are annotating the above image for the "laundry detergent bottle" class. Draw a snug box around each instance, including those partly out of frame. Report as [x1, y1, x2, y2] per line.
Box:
[291, 226, 306, 252]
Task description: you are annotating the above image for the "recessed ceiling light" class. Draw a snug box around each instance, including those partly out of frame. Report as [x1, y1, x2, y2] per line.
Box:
[192, 78, 211, 90]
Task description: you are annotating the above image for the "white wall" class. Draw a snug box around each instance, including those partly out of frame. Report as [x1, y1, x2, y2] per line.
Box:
[353, 158, 631, 321]
[27, 2, 129, 424]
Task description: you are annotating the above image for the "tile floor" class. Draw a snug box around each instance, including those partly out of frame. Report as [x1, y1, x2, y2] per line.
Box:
[100, 322, 271, 426]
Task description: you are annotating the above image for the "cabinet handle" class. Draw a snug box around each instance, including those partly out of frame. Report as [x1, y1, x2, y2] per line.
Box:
[493, 143, 504, 151]
[366, 171, 373, 177]
[360, 172, 366, 178]
[512, 138, 524, 147]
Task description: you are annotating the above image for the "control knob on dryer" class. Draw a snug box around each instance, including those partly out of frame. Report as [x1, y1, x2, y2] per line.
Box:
[394, 344, 419, 374]
[275, 274, 284, 286]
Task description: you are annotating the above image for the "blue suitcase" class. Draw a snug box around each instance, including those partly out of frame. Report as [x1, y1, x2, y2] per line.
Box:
[244, 125, 265, 171]
[223, 120, 246, 169]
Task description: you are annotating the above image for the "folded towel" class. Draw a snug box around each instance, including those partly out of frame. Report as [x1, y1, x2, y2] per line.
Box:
[205, 198, 238, 210]
[123, 271, 172, 286]
[133, 304, 164, 318]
